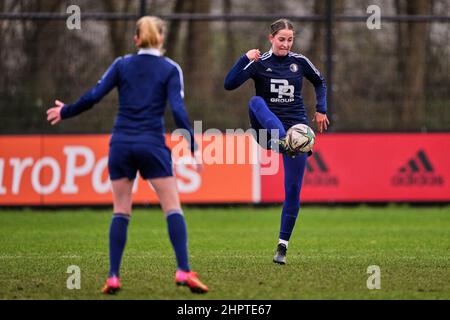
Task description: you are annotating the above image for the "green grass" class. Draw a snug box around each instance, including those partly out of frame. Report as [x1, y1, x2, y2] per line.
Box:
[0, 205, 449, 300]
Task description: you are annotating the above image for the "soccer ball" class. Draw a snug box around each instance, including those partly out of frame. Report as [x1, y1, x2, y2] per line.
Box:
[286, 124, 315, 153]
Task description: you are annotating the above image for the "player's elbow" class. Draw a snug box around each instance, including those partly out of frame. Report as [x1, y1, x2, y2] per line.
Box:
[88, 88, 107, 105]
[172, 109, 189, 127]
[314, 82, 327, 93]
[224, 75, 237, 91]
[318, 78, 327, 89]
[224, 81, 232, 91]
[224, 81, 237, 91]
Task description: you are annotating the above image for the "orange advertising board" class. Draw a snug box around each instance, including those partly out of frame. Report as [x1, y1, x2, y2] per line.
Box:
[0, 135, 255, 205]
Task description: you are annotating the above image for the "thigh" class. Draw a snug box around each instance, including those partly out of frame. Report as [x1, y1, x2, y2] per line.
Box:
[149, 176, 181, 214]
[111, 178, 134, 215]
[249, 108, 272, 149]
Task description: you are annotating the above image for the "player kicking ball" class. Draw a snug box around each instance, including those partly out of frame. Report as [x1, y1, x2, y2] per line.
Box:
[224, 19, 330, 265]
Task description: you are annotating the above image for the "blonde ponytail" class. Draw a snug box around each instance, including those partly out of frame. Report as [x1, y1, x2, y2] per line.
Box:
[136, 16, 165, 49]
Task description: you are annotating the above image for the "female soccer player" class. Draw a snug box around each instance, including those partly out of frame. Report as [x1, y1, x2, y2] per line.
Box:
[224, 19, 330, 264]
[46, 16, 208, 294]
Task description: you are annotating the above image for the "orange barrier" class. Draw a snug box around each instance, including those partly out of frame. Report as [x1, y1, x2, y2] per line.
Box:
[0, 135, 255, 205]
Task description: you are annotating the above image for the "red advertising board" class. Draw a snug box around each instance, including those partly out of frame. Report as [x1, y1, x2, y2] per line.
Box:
[261, 133, 450, 202]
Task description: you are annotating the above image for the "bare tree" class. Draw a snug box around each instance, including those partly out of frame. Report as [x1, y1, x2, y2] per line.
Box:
[101, 1, 135, 58]
[309, 0, 326, 72]
[183, 0, 213, 110]
[0, 0, 72, 133]
[223, 0, 235, 68]
[166, 0, 186, 58]
[306, 0, 344, 119]
[0, 1, 21, 91]
[401, 0, 432, 129]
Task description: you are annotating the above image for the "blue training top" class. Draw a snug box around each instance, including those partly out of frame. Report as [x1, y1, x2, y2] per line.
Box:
[61, 48, 197, 152]
[224, 49, 327, 129]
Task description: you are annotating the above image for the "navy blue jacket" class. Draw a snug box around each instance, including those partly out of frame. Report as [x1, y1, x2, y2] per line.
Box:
[61, 48, 197, 152]
[224, 49, 327, 129]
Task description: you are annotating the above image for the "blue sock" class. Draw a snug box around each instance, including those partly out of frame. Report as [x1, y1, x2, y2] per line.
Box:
[279, 154, 307, 241]
[166, 210, 190, 272]
[108, 213, 130, 277]
[249, 96, 286, 138]
[279, 207, 299, 241]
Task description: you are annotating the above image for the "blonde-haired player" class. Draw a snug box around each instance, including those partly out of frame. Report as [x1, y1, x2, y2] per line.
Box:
[47, 16, 208, 294]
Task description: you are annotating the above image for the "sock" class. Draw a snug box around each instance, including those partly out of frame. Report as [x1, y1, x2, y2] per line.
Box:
[249, 96, 286, 138]
[108, 213, 130, 277]
[278, 239, 289, 248]
[166, 210, 190, 272]
[279, 209, 299, 241]
[279, 154, 307, 241]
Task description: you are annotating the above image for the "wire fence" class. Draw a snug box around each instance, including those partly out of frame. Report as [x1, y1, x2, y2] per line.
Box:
[0, 3, 448, 134]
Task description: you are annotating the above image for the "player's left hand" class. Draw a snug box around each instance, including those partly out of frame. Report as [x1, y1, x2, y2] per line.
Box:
[193, 150, 203, 173]
[313, 112, 330, 133]
[46, 100, 64, 125]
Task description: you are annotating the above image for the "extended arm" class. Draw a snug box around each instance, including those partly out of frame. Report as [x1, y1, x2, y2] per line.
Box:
[167, 66, 198, 154]
[300, 56, 330, 132]
[300, 56, 327, 114]
[60, 57, 121, 119]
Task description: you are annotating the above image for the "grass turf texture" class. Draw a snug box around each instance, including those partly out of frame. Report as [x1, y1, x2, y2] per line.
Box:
[0, 206, 449, 300]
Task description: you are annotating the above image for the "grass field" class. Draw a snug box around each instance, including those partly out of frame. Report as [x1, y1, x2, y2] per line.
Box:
[0, 205, 449, 300]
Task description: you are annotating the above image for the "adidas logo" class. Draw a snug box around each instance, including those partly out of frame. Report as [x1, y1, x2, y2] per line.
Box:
[266, 68, 273, 72]
[392, 150, 444, 186]
[306, 152, 328, 173]
[399, 150, 433, 173]
[304, 152, 338, 186]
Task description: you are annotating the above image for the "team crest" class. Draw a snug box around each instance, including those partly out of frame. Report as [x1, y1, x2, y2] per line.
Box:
[290, 63, 298, 73]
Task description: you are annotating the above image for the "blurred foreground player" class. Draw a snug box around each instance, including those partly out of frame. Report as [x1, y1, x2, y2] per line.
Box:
[46, 16, 208, 294]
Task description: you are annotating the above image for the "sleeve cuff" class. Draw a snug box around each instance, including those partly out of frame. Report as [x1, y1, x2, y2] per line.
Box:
[316, 109, 327, 115]
[60, 105, 69, 119]
[240, 54, 251, 65]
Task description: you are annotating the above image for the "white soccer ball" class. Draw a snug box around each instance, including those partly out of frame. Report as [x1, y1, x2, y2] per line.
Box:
[286, 124, 315, 153]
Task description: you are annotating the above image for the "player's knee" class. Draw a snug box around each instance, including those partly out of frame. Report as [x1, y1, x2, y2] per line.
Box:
[248, 96, 265, 112]
[113, 198, 133, 215]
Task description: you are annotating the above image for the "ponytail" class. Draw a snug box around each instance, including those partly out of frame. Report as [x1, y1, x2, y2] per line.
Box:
[136, 16, 165, 49]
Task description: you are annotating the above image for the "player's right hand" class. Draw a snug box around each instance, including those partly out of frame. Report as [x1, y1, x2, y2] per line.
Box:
[46, 100, 64, 125]
[313, 112, 330, 133]
[246, 49, 261, 61]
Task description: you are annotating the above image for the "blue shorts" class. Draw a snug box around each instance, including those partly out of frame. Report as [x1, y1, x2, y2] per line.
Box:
[108, 142, 173, 181]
